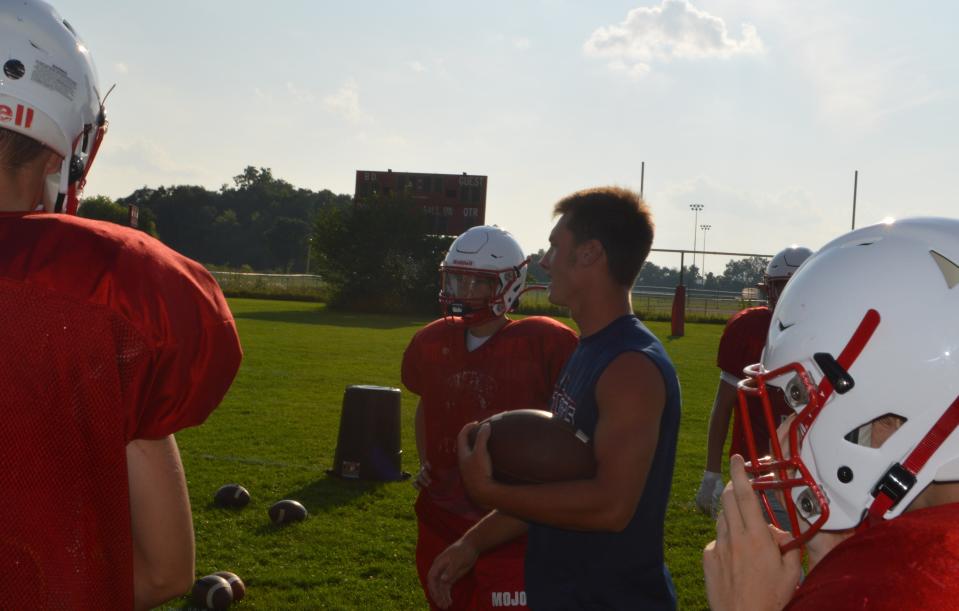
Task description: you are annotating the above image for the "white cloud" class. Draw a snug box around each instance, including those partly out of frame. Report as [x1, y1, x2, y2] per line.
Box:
[286, 81, 316, 105]
[96, 139, 200, 180]
[656, 176, 831, 257]
[712, 3, 944, 129]
[253, 82, 320, 107]
[409, 61, 427, 73]
[513, 37, 531, 51]
[789, 21, 942, 128]
[253, 87, 272, 103]
[114, 62, 128, 74]
[322, 79, 370, 124]
[584, 0, 764, 77]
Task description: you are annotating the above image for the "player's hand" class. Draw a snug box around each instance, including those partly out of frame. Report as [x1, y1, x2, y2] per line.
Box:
[427, 538, 479, 609]
[456, 422, 494, 505]
[703, 454, 802, 611]
[412, 460, 432, 491]
[695, 470, 725, 518]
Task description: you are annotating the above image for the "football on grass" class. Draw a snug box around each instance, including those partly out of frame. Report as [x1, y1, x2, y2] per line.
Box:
[268, 499, 308, 525]
[192, 574, 233, 610]
[214, 571, 246, 602]
[214, 484, 250, 508]
[468, 409, 596, 484]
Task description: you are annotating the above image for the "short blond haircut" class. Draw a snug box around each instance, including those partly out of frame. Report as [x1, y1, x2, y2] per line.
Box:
[554, 186, 654, 287]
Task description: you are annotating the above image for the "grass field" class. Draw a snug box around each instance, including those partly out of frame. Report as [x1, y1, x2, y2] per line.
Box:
[169, 298, 726, 610]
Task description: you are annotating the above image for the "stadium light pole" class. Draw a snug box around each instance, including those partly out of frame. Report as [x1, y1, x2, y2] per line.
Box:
[689, 204, 703, 274]
[700, 224, 711, 285]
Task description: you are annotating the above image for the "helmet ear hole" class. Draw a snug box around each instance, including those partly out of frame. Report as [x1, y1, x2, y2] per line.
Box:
[844, 413, 907, 449]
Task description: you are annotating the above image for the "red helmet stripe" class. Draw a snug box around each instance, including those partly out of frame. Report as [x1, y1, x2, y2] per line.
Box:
[867, 394, 959, 522]
[817, 309, 880, 403]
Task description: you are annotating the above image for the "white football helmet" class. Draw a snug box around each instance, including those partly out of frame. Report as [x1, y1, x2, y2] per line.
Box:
[761, 245, 813, 308]
[0, 0, 107, 213]
[439, 225, 529, 325]
[738, 218, 959, 551]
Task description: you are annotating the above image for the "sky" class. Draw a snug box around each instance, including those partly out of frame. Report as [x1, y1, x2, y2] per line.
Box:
[54, 0, 959, 275]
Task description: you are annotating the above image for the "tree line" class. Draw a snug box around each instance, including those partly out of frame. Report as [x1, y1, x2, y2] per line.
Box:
[79, 168, 769, 312]
[528, 252, 768, 293]
[80, 166, 351, 273]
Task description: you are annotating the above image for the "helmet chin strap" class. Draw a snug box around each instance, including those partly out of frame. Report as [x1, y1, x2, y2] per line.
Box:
[48, 100, 109, 214]
[864, 393, 959, 526]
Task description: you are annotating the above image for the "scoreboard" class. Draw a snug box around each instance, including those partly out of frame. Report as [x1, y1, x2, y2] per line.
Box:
[354, 170, 487, 236]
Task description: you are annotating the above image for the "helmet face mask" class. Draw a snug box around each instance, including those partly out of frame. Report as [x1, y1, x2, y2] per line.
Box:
[441, 270, 498, 301]
[438, 226, 529, 326]
[738, 218, 959, 554]
[738, 362, 834, 552]
[762, 277, 789, 306]
[0, 0, 107, 213]
[440, 267, 516, 322]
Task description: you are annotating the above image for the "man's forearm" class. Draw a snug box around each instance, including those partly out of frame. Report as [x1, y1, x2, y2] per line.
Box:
[477, 477, 636, 532]
[128, 436, 195, 610]
[414, 400, 427, 463]
[462, 510, 528, 554]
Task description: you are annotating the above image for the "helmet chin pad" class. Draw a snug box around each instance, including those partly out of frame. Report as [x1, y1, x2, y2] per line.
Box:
[440, 297, 505, 327]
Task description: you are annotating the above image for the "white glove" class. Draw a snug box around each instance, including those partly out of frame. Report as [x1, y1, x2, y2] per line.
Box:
[695, 470, 725, 518]
[412, 461, 432, 491]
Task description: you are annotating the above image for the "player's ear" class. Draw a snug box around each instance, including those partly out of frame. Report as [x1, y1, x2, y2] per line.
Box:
[43, 150, 63, 175]
[578, 239, 603, 266]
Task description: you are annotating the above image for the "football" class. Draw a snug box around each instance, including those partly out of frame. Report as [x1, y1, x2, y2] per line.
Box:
[214, 571, 246, 603]
[467, 409, 596, 484]
[192, 574, 233, 610]
[213, 484, 251, 509]
[268, 499, 309, 525]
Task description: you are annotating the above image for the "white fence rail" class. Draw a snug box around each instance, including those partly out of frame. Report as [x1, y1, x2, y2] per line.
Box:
[209, 273, 760, 320]
[208, 271, 326, 298]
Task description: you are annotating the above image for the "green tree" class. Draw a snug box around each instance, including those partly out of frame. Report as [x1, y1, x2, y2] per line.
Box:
[313, 196, 453, 314]
[527, 249, 549, 284]
[267, 217, 312, 272]
[722, 256, 767, 288]
[117, 169, 346, 271]
[78, 195, 158, 236]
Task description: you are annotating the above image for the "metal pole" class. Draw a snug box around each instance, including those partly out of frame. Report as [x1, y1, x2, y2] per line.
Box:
[640, 161, 645, 198]
[851, 170, 859, 230]
[306, 237, 312, 274]
[700, 224, 711, 285]
[689, 204, 703, 275]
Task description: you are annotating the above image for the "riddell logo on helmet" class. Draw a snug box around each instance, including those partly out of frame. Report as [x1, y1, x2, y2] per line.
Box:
[0, 103, 35, 129]
[452, 259, 474, 266]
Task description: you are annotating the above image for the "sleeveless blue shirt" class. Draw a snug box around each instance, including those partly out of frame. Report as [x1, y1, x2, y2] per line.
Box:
[525, 315, 680, 610]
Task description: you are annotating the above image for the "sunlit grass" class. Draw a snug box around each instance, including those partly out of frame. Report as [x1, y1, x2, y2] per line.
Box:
[168, 298, 725, 609]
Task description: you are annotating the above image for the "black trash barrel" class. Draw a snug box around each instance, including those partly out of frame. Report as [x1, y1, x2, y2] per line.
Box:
[329, 385, 407, 481]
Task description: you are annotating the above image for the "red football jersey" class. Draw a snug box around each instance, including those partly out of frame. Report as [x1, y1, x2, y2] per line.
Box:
[0, 212, 242, 609]
[717, 306, 789, 458]
[402, 316, 577, 521]
[786, 503, 959, 610]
